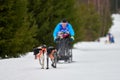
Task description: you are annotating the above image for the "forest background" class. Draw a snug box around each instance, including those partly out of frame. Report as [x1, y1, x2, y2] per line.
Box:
[0, 0, 120, 58]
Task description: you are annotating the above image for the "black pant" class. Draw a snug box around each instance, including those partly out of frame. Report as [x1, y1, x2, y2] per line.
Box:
[56, 38, 71, 56]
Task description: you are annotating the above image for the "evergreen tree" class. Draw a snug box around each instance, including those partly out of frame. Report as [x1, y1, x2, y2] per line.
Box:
[74, 0, 112, 41]
[0, 0, 37, 58]
[74, 3, 102, 41]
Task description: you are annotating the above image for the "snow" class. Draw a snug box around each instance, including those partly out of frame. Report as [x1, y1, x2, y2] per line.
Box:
[0, 14, 120, 80]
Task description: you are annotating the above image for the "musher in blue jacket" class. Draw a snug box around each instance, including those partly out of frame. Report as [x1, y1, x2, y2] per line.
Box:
[53, 19, 75, 41]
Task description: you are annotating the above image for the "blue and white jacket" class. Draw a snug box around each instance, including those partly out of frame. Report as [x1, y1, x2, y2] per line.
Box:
[53, 22, 75, 39]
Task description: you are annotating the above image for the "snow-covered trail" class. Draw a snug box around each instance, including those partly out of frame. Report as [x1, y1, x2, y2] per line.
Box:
[0, 48, 120, 80]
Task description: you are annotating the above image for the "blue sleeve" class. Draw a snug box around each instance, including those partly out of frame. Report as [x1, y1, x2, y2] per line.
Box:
[68, 24, 75, 36]
[53, 23, 60, 38]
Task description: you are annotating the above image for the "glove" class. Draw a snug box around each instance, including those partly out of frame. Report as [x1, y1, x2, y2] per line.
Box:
[70, 36, 74, 41]
[54, 37, 59, 42]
